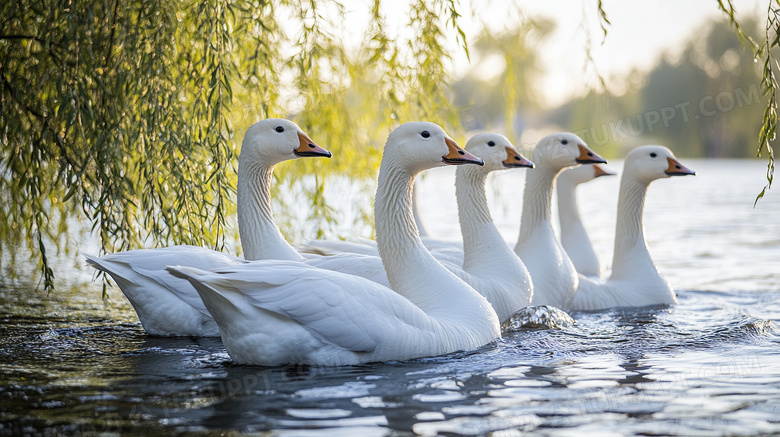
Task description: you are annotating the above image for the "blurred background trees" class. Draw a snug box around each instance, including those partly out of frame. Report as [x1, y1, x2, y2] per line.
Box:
[0, 0, 775, 290]
[546, 19, 765, 159]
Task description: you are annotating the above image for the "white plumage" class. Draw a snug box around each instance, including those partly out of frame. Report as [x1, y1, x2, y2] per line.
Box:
[298, 133, 536, 322]
[86, 118, 332, 336]
[169, 122, 501, 366]
[568, 145, 695, 311]
[557, 164, 616, 277]
[513, 133, 606, 308]
[84, 246, 241, 336]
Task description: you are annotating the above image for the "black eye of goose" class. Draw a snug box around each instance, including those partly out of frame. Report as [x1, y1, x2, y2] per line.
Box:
[650, 152, 657, 158]
[487, 141, 495, 147]
[421, 131, 430, 138]
[561, 139, 568, 145]
[275, 126, 285, 133]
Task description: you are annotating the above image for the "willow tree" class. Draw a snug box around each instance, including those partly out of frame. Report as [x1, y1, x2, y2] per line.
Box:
[0, 0, 466, 290]
[717, 0, 779, 204]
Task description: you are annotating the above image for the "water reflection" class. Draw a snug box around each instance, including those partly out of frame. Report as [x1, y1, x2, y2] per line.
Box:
[2, 161, 780, 435]
[2, 285, 780, 435]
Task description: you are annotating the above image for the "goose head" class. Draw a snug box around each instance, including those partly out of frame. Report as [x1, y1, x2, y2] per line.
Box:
[465, 133, 534, 172]
[240, 119, 331, 167]
[532, 132, 606, 172]
[623, 145, 695, 185]
[384, 122, 484, 174]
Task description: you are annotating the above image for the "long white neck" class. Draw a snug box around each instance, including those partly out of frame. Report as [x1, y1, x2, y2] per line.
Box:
[517, 165, 558, 246]
[456, 166, 533, 318]
[374, 160, 496, 329]
[610, 177, 656, 279]
[514, 163, 579, 307]
[237, 159, 302, 261]
[557, 177, 584, 239]
[558, 178, 601, 276]
[456, 167, 506, 271]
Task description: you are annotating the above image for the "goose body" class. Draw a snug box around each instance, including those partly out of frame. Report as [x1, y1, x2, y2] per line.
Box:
[557, 164, 615, 277]
[299, 133, 536, 321]
[86, 119, 332, 336]
[85, 246, 240, 336]
[568, 146, 695, 311]
[443, 133, 535, 321]
[514, 133, 606, 308]
[169, 122, 501, 366]
[300, 236, 464, 265]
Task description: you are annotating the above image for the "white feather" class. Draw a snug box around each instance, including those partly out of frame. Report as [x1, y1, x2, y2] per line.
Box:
[298, 133, 535, 322]
[170, 122, 500, 365]
[85, 119, 330, 336]
[85, 245, 241, 336]
[514, 133, 606, 308]
[568, 145, 694, 311]
[557, 164, 616, 277]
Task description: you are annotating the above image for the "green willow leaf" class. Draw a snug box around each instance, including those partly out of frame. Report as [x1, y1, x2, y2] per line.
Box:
[717, 0, 777, 204]
[1, 0, 474, 291]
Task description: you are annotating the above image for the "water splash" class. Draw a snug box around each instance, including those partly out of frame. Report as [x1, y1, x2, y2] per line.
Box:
[502, 305, 576, 332]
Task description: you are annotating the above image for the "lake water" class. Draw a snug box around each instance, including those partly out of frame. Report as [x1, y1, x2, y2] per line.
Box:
[2, 159, 779, 436]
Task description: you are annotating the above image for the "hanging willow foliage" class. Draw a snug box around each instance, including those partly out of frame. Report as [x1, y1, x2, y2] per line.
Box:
[713, 1, 776, 204]
[3, 0, 777, 291]
[595, 0, 775, 202]
[0, 0, 465, 291]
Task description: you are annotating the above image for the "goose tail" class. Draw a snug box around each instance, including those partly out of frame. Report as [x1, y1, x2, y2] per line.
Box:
[166, 265, 242, 316]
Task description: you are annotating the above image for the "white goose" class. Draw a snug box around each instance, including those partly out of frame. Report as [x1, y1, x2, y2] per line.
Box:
[443, 133, 535, 321]
[85, 119, 332, 336]
[567, 145, 695, 311]
[514, 133, 606, 308]
[298, 133, 537, 321]
[167, 122, 501, 366]
[557, 164, 616, 277]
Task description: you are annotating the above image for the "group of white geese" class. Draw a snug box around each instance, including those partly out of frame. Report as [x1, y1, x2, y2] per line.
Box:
[86, 119, 695, 367]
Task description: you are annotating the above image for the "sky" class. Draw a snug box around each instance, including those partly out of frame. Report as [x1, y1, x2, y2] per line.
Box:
[347, 0, 767, 108]
[510, 0, 765, 107]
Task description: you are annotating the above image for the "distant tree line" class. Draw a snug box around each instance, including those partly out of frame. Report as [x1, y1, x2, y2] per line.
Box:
[549, 19, 765, 160]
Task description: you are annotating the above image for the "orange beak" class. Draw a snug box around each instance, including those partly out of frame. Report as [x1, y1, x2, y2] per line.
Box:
[665, 156, 695, 176]
[576, 144, 607, 164]
[503, 147, 535, 168]
[443, 137, 484, 166]
[294, 131, 332, 158]
[592, 164, 616, 178]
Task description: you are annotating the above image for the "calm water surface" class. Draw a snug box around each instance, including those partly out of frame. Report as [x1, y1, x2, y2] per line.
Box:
[2, 159, 780, 436]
